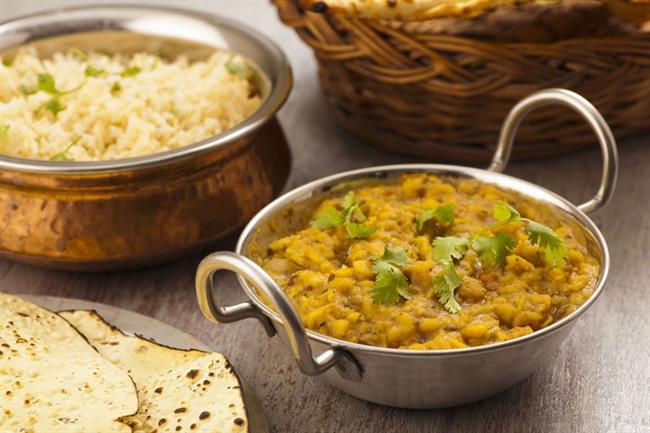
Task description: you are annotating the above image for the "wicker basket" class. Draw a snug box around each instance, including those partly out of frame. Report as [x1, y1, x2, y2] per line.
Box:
[274, 0, 650, 162]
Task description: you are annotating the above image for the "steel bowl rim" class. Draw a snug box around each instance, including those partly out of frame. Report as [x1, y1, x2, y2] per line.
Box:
[235, 163, 610, 358]
[0, 4, 292, 174]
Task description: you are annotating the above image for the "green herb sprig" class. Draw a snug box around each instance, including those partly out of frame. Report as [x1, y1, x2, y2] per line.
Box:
[0, 124, 9, 139]
[38, 73, 83, 95]
[68, 47, 88, 61]
[120, 66, 141, 77]
[480, 202, 567, 267]
[225, 62, 253, 79]
[22, 73, 85, 117]
[312, 191, 376, 239]
[431, 236, 468, 313]
[43, 99, 65, 116]
[50, 137, 80, 161]
[415, 203, 454, 233]
[371, 247, 411, 305]
[84, 65, 105, 77]
[430, 201, 567, 313]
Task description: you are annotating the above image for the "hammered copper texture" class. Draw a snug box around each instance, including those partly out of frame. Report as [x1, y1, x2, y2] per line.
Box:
[0, 119, 290, 270]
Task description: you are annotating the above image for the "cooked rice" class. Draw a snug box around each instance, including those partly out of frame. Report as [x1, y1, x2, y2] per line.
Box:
[0, 47, 263, 161]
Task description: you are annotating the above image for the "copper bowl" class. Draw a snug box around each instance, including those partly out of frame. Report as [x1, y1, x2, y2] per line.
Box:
[0, 5, 292, 270]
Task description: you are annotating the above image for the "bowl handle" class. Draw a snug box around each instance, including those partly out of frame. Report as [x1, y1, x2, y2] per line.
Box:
[488, 88, 618, 214]
[195, 251, 363, 382]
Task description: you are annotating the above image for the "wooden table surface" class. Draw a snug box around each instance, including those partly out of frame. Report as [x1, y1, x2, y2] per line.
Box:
[3, 1, 650, 432]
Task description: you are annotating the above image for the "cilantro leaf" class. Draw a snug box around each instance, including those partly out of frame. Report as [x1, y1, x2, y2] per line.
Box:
[431, 236, 468, 313]
[19, 84, 37, 96]
[2, 57, 12, 67]
[372, 247, 409, 269]
[84, 65, 105, 77]
[50, 151, 74, 161]
[526, 221, 567, 267]
[121, 66, 141, 77]
[111, 81, 122, 93]
[434, 262, 462, 313]
[416, 204, 455, 232]
[68, 47, 88, 61]
[44, 98, 65, 116]
[432, 236, 469, 264]
[0, 124, 9, 139]
[472, 232, 515, 268]
[225, 62, 253, 79]
[38, 74, 59, 94]
[311, 191, 375, 238]
[50, 137, 79, 161]
[312, 207, 344, 229]
[344, 202, 375, 239]
[37, 73, 83, 95]
[342, 192, 375, 239]
[346, 223, 376, 239]
[371, 247, 410, 305]
[493, 201, 521, 224]
[341, 191, 356, 211]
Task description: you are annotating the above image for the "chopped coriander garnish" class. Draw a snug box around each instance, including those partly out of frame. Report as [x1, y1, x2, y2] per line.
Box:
[487, 201, 522, 231]
[111, 81, 122, 93]
[50, 151, 73, 161]
[431, 236, 468, 313]
[311, 191, 375, 239]
[416, 204, 455, 233]
[120, 66, 141, 77]
[341, 192, 376, 239]
[2, 57, 13, 67]
[312, 207, 344, 229]
[37, 73, 83, 95]
[489, 201, 567, 267]
[84, 65, 105, 77]
[429, 201, 568, 313]
[371, 247, 411, 305]
[50, 137, 80, 161]
[0, 124, 9, 139]
[432, 236, 469, 264]
[44, 98, 65, 116]
[19, 84, 37, 96]
[471, 232, 515, 268]
[527, 220, 567, 267]
[346, 222, 376, 239]
[37, 74, 59, 94]
[68, 47, 88, 61]
[225, 62, 253, 79]
[433, 262, 462, 314]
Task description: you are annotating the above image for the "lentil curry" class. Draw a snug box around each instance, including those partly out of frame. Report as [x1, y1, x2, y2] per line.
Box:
[249, 174, 600, 350]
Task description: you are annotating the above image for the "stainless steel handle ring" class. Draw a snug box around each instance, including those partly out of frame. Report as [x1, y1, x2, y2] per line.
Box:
[488, 88, 619, 214]
[195, 251, 363, 381]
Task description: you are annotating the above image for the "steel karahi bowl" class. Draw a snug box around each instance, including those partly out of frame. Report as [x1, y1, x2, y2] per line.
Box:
[196, 89, 616, 409]
[0, 5, 292, 270]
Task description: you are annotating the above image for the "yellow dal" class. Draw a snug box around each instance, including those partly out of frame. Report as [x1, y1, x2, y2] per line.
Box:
[254, 174, 600, 350]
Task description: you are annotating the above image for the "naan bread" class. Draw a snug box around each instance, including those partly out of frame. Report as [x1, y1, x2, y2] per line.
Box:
[302, 0, 650, 25]
[301, 0, 560, 20]
[61, 310, 249, 433]
[0, 294, 138, 433]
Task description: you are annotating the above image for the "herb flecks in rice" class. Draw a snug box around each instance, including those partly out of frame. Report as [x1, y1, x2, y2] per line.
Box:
[0, 47, 262, 161]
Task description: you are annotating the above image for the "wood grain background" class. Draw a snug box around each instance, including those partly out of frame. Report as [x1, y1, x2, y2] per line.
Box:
[2, 1, 649, 432]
